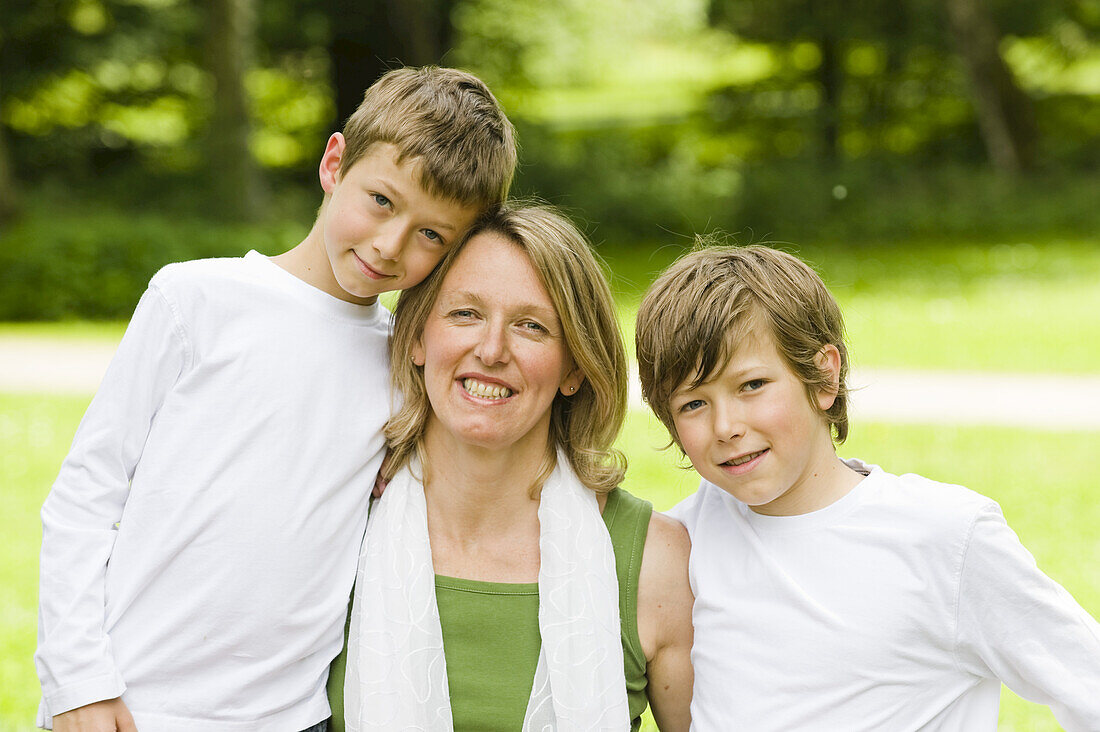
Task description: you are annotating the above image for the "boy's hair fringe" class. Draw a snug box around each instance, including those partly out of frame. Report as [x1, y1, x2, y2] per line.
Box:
[384, 201, 628, 496]
[340, 66, 517, 210]
[635, 240, 850, 450]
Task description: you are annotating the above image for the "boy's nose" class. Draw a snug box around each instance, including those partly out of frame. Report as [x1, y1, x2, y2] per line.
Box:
[373, 226, 406, 261]
[714, 406, 746, 442]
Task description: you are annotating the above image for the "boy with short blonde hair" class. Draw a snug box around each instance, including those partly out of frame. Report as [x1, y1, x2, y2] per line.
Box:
[36, 66, 515, 732]
[636, 244, 1100, 730]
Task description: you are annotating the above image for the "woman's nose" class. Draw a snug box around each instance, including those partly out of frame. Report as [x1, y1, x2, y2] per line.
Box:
[474, 323, 508, 365]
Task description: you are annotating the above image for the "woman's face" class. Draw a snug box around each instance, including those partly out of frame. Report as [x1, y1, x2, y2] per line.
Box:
[413, 232, 583, 457]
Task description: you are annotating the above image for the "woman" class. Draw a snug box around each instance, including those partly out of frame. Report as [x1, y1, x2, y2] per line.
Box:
[345, 204, 693, 731]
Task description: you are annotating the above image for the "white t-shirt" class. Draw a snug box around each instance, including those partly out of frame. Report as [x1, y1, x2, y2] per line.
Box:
[36, 252, 391, 731]
[669, 459, 1100, 731]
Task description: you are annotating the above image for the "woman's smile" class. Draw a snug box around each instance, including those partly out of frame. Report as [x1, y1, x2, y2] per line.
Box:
[460, 376, 514, 400]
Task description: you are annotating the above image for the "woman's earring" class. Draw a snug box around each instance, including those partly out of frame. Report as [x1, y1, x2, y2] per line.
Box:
[569, 386, 576, 393]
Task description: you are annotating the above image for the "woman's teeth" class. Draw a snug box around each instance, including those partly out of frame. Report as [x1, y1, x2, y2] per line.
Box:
[463, 378, 512, 399]
[726, 450, 765, 466]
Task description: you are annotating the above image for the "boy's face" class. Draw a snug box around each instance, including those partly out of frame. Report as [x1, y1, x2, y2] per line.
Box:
[670, 324, 841, 516]
[317, 136, 480, 305]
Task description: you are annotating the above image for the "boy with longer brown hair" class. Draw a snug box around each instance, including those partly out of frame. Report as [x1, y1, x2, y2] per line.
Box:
[36, 66, 516, 732]
[636, 244, 1100, 730]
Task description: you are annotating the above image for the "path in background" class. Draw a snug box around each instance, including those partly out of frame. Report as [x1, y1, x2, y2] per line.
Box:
[3, 336, 1100, 429]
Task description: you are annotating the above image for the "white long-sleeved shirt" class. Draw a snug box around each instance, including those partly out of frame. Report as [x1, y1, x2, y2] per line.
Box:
[36, 251, 390, 731]
[669, 459, 1100, 731]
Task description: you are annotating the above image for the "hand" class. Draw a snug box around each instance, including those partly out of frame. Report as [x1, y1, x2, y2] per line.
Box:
[52, 697, 137, 732]
[372, 449, 393, 498]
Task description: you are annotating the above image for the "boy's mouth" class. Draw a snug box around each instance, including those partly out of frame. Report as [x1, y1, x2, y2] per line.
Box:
[462, 377, 513, 400]
[721, 449, 767, 467]
[352, 251, 392, 280]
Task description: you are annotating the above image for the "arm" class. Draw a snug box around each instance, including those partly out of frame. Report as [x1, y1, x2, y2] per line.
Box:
[52, 697, 136, 732]
[955, 504, 1100, 731]
[36, 282, 188, 720]
[637, 512, 694, 732]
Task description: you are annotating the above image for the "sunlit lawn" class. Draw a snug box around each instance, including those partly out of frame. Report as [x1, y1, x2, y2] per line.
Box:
[4, 391, 1098, 731]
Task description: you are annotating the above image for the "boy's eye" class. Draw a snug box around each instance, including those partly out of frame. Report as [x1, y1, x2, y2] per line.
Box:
[678, 399, 706, 413]
[743, 379, 767, 392]
[371, 193, 392, 209]
[422, 229, 443, 243]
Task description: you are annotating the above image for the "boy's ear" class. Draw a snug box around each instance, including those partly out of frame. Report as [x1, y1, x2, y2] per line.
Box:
[319, 133, 346, 194]
[814, 345, 842, 411]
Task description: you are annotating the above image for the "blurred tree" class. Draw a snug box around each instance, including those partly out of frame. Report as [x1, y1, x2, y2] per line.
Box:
[944, 0, 1037, 172]
[0, 121, 19, 222]
[328, 0, 457, 126]
[205, 0, 266, 219]
[0, 24, 20, 220]
[706, 0, 924, 163]
[708, 0, 1042, 170]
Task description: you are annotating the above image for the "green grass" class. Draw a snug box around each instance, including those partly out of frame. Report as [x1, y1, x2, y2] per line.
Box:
[4, 392, 1097, 730]
[0, 321, 127, 342]
[1, 393, 91, 727]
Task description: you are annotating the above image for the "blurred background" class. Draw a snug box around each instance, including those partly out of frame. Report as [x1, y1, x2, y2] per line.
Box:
[2, 0, 1099, 729]
[1, 0, 1099, 306]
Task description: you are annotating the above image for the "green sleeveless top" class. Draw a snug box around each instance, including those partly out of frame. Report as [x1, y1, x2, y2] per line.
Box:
[437, 487, 652, 731]
[326, 487, 652, 731]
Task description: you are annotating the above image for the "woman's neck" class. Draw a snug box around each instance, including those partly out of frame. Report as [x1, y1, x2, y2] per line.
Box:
[420, 423, 547, 581]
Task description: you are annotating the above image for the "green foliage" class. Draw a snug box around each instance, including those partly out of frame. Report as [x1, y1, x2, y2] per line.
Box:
[0, 197, 308, 320]
[516, 118, 1100, 242]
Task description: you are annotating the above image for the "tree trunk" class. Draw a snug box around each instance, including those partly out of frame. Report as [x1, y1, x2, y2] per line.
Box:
[329, 0, 456, 127]
[816, 31, 842, 165]
[944, 0, 1037, 172]
[0, 122, 19, 224]
[205, 0, 265, 220]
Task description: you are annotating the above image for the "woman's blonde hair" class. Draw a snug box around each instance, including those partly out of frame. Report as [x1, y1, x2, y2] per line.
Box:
[385, 203, 628, 494]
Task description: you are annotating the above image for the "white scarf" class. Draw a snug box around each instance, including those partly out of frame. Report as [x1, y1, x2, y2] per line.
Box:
[344, 451, 630, 731]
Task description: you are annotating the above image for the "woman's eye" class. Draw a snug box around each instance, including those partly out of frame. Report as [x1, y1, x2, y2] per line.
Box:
[451, 309, 476, 319]
[371, 193, 392, 209]
[521, 321, 548, 334]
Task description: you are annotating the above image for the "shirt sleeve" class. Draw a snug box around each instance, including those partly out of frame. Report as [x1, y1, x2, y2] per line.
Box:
[35, 280, 189, 720]
[954, 502, 1100, 731]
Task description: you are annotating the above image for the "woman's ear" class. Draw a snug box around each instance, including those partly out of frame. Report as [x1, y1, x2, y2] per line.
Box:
[814, 344, 842, 411]
[411, 337, 425, 367]
[318, 133, 346, 194]
[559, 368, 585, 397]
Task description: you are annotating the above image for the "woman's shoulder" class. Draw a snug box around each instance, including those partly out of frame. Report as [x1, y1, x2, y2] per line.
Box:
[601, 488, 687, 561]
[643, 510, 690, 565]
